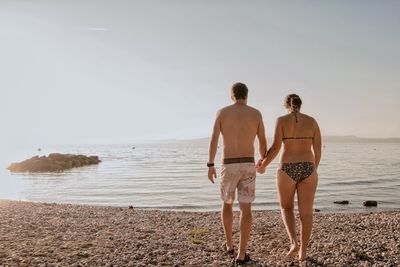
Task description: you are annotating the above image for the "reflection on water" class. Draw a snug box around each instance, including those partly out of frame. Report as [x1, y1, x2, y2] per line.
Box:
[1, 141, 399, 211]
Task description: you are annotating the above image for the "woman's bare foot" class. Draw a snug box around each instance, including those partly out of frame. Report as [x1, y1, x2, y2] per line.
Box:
[298, 247, 306, 261]
[287, 243, 299, 257]
[299, 259, 307, 267]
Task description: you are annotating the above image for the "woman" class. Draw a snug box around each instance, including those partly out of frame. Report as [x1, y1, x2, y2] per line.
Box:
[257, 94, 321, 262]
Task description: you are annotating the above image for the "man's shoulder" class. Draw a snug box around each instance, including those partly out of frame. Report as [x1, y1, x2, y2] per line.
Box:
[218, 104, 261, 117]
[243, 105, 263, 119]
[246, 105, 261, 113]
[218, 105, 234, 114]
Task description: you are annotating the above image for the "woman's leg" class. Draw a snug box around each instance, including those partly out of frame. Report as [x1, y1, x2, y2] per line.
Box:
[297, 171, 318, 261]
[276, 169, 298, 256]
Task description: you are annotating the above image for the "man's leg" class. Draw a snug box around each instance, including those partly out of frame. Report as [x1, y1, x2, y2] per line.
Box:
[237, 202, 252, 260]
[236, 163, 256, 261]
[221, 202, 234, 251]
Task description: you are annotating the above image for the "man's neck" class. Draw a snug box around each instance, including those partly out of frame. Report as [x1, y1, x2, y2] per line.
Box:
[234, 99, 247, 105]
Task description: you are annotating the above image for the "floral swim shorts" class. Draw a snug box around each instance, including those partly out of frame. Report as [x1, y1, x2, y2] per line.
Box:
[220, 162, 256, 204]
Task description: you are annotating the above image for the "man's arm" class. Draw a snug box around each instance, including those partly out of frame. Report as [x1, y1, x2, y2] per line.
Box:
[257, 112, 267, 160]
[207, 110, 221, 183]
[312, 119, 322, 168]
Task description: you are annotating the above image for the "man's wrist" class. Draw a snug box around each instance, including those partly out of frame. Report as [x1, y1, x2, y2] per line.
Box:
[207, 162, 215, 168]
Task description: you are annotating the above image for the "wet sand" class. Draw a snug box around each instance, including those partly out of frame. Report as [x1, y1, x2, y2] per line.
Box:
[0, 200, 399, 266]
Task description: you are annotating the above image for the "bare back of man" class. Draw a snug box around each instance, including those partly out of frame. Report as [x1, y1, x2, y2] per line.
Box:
[220, 103, 262, 158]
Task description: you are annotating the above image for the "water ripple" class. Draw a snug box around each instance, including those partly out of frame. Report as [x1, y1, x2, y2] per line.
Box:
[1, 142, 399, 211]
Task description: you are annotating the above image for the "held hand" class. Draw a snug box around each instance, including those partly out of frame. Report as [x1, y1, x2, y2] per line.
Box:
[256, 159, 263, 169]
[257, 165, 266, 174]
[256, 159, 266, 174]
[208, 167, 217, 183]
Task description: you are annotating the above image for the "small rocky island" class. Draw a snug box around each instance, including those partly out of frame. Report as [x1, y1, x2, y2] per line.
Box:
[7, 153, 101, 173]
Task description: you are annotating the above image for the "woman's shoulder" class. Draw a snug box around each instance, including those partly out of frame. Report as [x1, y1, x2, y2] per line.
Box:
[277, 112, 318, 123]
[301, 113, 316, 121]
[277, 114, 290, 120]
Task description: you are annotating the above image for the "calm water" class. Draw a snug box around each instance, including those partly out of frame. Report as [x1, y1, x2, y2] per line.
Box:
[1, 140, 399, 212]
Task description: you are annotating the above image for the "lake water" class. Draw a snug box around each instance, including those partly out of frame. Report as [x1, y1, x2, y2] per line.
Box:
[1, 140, 399, 212]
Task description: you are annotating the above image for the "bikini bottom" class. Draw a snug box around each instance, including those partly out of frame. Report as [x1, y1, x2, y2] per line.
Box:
[280, 161, 314, 183]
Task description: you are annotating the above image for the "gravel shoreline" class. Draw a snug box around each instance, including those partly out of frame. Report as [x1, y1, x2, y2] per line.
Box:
[0, 200, 399, 266]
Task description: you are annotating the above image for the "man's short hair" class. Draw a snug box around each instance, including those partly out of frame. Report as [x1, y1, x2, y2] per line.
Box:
[231, 82, 248, 100]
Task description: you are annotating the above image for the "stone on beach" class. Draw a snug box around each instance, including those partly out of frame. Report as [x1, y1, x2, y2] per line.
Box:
[7, 153, 101, 173]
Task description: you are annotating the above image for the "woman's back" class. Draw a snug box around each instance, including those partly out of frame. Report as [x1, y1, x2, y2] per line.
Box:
[259, 93, 322, 171]
[279, 112, 318, 163]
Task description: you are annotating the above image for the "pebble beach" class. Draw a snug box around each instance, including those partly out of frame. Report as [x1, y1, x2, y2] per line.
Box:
[0, 200, 399, 267]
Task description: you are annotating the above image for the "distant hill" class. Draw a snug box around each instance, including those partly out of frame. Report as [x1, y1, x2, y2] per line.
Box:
[179, 136, 400, 144]
[323, 136, 400, 143]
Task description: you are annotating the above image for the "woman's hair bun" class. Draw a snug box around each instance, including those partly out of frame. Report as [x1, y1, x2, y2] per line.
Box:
[284, 94, 302, 110]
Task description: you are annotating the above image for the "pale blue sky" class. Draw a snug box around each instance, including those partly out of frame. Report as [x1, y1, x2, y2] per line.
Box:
[1, 1, 399, 149]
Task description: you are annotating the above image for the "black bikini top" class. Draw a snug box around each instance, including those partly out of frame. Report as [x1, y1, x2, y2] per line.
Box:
[282, 136, 313, 140]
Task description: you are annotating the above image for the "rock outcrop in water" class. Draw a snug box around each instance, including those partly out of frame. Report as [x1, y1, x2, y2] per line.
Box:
[363, 200, 378, 207]
[334, 200, 350, 205]
[7, 153, 101, 173]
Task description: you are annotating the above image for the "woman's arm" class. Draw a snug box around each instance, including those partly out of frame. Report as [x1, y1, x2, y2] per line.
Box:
[312, 119, 322, 168]
[261, 118, 283, 167]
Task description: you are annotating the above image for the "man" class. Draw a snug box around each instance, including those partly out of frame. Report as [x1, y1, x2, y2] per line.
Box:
[207, 82, 267, 265]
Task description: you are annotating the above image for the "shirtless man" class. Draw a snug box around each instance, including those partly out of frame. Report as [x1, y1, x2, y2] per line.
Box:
[207, 82, 267, 265]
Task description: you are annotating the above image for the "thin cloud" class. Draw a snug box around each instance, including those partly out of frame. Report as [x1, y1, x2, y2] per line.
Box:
[80, 27, 109, 31]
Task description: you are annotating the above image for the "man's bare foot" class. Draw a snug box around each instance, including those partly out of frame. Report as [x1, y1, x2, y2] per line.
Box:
[287, 243, 299, 257]
[222, 242, 234, 254]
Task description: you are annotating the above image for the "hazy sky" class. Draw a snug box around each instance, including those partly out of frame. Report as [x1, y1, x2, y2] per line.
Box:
[1, 1, 399, 148]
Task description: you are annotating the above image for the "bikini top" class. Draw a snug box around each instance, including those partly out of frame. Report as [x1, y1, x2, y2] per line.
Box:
[282, 136, 313, 141]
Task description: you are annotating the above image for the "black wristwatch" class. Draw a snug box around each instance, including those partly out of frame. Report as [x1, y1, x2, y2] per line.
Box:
[207, 163, 215, 167]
